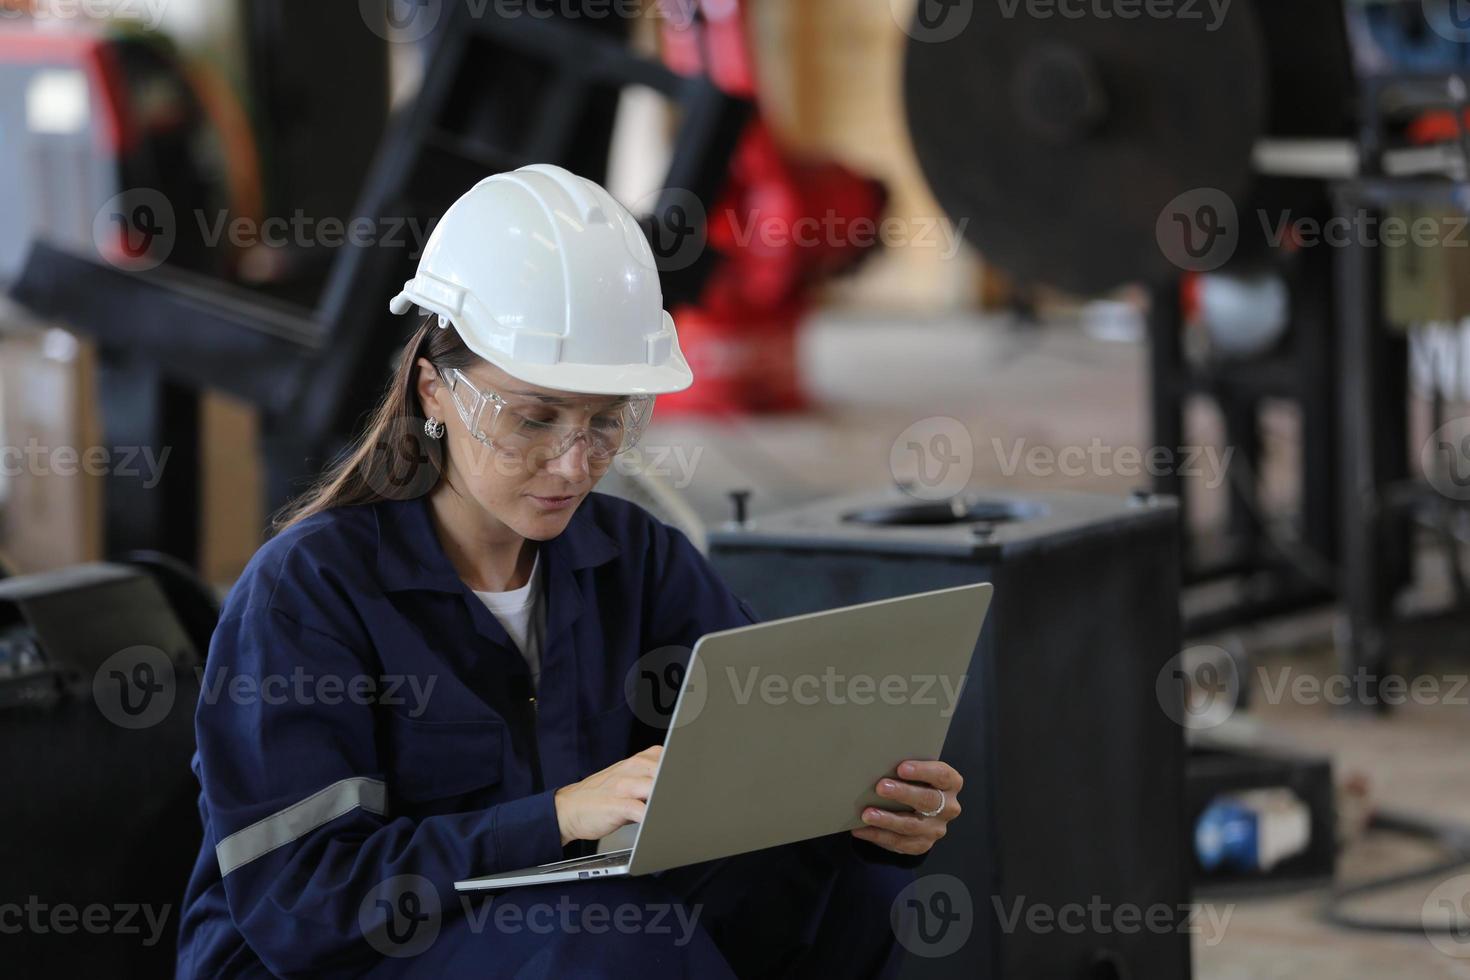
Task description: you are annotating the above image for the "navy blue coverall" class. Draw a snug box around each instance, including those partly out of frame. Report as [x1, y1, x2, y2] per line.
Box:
[175, 492, 914, 978]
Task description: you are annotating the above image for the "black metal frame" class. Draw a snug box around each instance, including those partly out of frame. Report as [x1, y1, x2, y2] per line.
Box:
[1148, 234, 1340, 638]
[11, 7, 751, 563]
[1331, 174, 1463, 707]
[1321, 66, 1470, 707]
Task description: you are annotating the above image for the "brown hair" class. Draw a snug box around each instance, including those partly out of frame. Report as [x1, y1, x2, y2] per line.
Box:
[271, 314, 482, 532]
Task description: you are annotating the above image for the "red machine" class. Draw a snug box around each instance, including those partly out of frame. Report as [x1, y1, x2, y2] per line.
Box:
[655, 0, 886, 414]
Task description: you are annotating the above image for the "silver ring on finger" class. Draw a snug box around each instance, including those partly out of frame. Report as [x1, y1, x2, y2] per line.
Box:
[917, 789, 945, 819]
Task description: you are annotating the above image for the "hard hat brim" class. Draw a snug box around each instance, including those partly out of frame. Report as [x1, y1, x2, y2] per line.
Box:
[471, 349, 695, 397]
[391, 290, 695, 396]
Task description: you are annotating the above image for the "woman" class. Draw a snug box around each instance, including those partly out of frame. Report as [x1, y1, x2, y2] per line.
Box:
[175, 164, 964, 978]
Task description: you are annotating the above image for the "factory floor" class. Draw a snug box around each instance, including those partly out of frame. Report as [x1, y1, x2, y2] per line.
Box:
[642, 310, 1470, 979]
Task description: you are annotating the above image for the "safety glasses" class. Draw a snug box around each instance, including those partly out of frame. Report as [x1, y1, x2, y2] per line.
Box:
[440, 366, 654, 461]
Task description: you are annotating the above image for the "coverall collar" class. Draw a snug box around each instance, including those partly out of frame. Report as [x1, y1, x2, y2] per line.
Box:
[374, 491, 620, 594]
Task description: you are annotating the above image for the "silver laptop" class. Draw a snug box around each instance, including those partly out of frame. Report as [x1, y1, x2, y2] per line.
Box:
[454, 582, 992, 892]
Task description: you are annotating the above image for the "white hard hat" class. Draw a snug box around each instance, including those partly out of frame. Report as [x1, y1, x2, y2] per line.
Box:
[389, 163, 693, 396]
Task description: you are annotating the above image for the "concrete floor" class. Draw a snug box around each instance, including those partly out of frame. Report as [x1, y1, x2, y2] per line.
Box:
[639, 311, 1470, 978]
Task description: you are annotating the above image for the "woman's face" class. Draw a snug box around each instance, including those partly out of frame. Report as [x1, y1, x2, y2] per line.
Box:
[417, 357, 619, 541]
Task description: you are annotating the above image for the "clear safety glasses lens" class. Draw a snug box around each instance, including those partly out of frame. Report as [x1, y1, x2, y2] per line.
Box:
[443, 367, 652, 460]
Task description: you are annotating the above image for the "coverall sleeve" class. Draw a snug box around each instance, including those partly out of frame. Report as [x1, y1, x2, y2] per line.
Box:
[642, 518, 932, 870]
[196, 604, 565, 977]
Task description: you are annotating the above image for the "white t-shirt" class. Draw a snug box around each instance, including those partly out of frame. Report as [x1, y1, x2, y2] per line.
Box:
[472, 548, 545, 690]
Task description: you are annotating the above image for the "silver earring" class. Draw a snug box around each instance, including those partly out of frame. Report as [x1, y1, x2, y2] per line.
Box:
[424, 417, 445, 440]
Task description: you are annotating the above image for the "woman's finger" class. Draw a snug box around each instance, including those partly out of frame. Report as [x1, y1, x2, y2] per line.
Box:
[874, 778, 951, 817]
[615, 775, 656, 800]
[616, 758, 659, 779]
[895, 760, 962, 792]
[860, 806, 943, 837]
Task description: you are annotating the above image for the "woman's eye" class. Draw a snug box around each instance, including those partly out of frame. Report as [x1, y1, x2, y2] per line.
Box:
[591, 414, 624, 432]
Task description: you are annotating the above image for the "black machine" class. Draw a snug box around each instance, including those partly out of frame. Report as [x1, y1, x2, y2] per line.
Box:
[900, 0, 1355, 642]
[901, 0, 1470, 707]
[709, 490, 1188, 980]
[0, 562, 212, 978]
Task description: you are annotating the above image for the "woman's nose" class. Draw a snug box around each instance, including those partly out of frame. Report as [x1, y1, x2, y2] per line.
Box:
[545, 433, 592, 480]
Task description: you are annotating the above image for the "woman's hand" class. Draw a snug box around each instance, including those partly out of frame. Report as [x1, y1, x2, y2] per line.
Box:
[553, 745, 662, 845]
[851, 760, 963, 856]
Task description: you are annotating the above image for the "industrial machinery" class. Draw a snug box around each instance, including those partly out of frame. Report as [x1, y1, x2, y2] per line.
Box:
[710, 490, 1187, 980]
[6, 0, 888, 567]
[0, 25, 228, 569]
[8, 4, 751, 562]
[0, 561, 213, 977]
[900, 0, 1470, 706]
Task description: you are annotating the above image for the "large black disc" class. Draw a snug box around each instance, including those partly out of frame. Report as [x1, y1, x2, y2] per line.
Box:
[903, 1, 1268, 295]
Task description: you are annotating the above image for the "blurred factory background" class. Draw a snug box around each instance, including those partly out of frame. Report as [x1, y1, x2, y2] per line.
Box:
[4, 0, 1470, 977]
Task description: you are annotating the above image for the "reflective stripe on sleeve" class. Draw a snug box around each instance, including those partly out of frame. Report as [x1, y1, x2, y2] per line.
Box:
[215, 776, 387, 876]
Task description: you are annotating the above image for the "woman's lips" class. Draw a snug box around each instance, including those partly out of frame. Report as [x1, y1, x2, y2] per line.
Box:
[528, 493, 577, 511]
